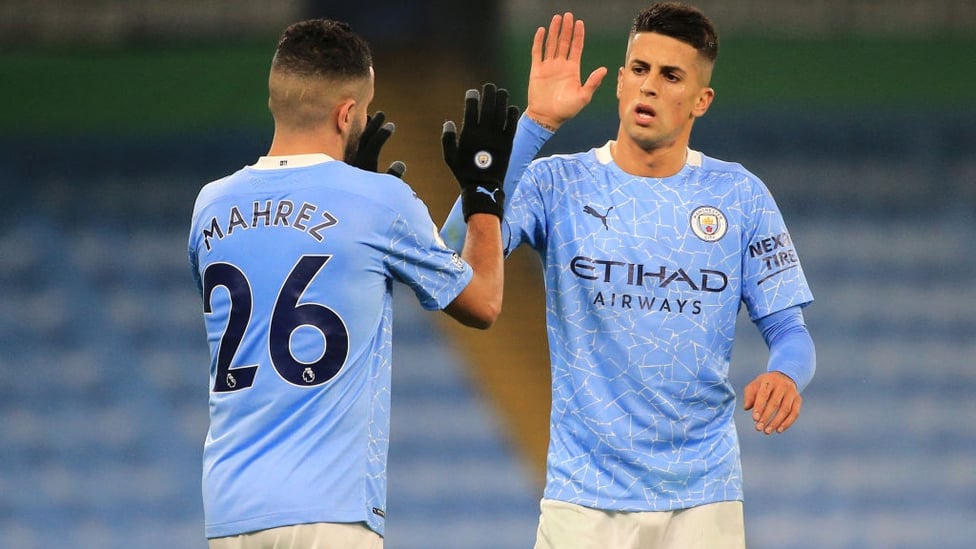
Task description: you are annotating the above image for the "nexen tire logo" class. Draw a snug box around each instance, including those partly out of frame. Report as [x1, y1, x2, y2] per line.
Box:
[570, 256, 728, 292]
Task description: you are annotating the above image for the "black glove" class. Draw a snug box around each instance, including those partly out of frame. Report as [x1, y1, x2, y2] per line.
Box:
[352, 111, 406, 178]
[442, 83, 520, 220]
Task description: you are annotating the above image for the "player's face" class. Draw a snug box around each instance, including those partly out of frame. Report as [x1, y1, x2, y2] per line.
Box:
[616, 32, 714, 152]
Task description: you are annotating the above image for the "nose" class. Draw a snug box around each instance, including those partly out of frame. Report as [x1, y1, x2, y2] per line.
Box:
[639, 77, 656, 97]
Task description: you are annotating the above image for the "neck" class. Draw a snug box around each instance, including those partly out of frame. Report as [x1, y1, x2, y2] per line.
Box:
[609, 137, 689, 178]
[267, 128, 344, 159]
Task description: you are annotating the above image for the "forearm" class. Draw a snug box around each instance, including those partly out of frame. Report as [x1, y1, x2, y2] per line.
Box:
[440, 113, 553, 252]
[443, 214, 504, 328]
[756, 306, 817, 392]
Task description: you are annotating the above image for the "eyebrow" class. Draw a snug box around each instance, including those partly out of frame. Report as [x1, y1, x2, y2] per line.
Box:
[629, 57, 687, 76]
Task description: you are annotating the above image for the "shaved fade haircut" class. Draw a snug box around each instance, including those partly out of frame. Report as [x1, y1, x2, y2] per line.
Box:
[632, 3, 719, 62]
[268, 19, 373, 130]
[272, 19, 372, 78]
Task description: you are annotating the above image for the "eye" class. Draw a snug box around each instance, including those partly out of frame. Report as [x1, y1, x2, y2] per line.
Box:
[631, 64, 649, 76]
[663, 71, 681, 83]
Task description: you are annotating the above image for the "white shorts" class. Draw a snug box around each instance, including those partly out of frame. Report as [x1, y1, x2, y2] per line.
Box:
[208, 521, 382, 549]
[534, 498, 745, 549]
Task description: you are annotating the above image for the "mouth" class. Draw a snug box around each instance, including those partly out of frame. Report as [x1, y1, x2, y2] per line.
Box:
[634, 103, 656, 125]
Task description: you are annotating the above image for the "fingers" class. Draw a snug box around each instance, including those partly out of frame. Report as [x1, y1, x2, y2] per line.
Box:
[568, 19, 585, 62]
[744, 373, 802, 435]
[582, 67, 609, 98]
[756, 389, 801, 434]
[555, 13, 575, 60]
[771, 394, 802, 433]
[361, 113, 393, 150]
[493, 87, 510, 130]
[482, 83, 518, 135]
[363, 111, 386, 139]
[360, 122, 393, 167]
[531, 26, 546, 64]
[386, 160, 406, 178]
[742, 382, 757, 411]
[441, 120, 458, 165]
[376, 122, 395, 145]
[751, 379, 776, 429]
[543, 12, 576, 61]
[462, 88, 480, 130]
[479, 82, 497, 127]
[544, 14, 561, 60]
[352, 111, 394, 172]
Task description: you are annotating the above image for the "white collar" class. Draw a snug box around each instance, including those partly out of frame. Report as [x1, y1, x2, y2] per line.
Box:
[252, 153, 335, 170]
[595, 142, 702, 168]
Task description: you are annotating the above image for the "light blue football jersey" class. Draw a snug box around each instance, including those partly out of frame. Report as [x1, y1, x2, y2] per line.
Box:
[188, 154, 471, 538]
[504, 141, 813, 511]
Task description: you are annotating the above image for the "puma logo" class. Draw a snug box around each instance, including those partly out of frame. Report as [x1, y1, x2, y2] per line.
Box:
[476, 186, 500, 203]
[583, 205, 614, 230]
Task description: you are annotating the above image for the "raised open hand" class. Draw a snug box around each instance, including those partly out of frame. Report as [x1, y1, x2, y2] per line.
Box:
[526, 12, 608, 131]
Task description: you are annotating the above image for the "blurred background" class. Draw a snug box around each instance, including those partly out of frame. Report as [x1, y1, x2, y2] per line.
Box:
[1, 1, 974, 548]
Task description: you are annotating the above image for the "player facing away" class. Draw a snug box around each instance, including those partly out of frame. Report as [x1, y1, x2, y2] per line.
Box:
[441, 4, 816, 548]
[188, 19, 519, 549]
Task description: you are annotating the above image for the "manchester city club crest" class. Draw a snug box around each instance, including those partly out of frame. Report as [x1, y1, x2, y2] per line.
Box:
[474, 150, 493, 169]
[690, 206, 728, 242]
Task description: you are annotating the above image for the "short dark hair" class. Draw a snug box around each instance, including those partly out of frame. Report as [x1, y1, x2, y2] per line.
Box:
[632, 3, 718, 62]
[271, 19, 372, 80]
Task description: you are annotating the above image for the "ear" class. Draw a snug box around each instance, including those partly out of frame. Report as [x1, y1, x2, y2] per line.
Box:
[335, 98, 357, 135]
[616, 66, 624, 100]
[693, 87, 714, 118]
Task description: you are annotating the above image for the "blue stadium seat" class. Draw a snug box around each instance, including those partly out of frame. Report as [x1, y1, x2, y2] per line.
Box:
[1, 135, 973, 548]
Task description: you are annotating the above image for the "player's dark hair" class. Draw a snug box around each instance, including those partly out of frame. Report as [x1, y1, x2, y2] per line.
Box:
[271, 19, 372, 80]
[632, 3, 718, 62]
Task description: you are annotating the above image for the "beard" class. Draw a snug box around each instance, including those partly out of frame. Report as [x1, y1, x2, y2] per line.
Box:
[343, 124, 364, 165]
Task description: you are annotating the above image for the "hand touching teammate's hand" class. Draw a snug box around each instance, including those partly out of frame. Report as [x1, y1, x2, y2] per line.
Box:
[442, 82, 520, 220]
[743, 371, 802, 435]
[352, 111, 406, 177]
[526, 12, 608, 131]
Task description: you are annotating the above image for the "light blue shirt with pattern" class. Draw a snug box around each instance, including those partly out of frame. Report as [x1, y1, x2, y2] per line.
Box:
[189, 154, 471, 538]
[490, 120, 813, 511]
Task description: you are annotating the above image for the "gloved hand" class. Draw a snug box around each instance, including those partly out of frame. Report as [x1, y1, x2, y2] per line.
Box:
[352, 111, 406, 178]
[442, 83, 520, 220]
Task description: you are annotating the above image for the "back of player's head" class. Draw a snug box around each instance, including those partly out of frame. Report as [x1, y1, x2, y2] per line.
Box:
[632, 3, 719, 63]
[268, 19, 373, 130]
[271, 19, 372, 80]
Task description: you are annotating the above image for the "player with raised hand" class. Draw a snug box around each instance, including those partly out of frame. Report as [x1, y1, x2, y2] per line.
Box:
[443, 5, 816, 548]
[440, 12, 607, 250]
[188, 18, 517, 549]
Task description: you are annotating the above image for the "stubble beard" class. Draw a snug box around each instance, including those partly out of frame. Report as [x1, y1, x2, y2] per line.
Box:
[343, 125, 364, 165]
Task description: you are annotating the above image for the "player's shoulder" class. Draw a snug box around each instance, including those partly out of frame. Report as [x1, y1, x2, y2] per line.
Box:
[527, 146, 604, 179]
[192, 161, 422, 219]
[695, 150, 769, 189]
[340, 165, 426, 208]
[192, 168, 247, 208]
[326, 165, 439, 230]
[533, 147, 599, 166]
[697, 151, 755, 177]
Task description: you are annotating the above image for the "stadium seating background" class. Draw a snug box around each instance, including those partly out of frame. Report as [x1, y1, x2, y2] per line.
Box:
[1, 2, 974, 547]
